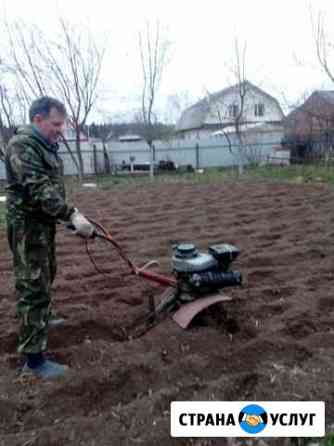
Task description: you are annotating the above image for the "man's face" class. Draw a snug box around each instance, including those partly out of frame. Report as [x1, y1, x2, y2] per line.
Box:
[33, 107, 66, 144]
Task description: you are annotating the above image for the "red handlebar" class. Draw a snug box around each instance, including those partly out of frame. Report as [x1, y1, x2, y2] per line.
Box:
[88, 219, 177, 288]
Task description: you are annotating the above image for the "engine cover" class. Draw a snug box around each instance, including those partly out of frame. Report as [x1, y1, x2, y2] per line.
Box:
[209, 243, 239, 261]
[172, 244, 217, 273]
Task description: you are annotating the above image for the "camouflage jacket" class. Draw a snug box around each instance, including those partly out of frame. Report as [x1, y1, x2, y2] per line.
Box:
[5, 125, 74, 223]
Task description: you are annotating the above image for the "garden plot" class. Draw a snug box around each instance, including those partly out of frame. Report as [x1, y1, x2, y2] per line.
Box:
[0, 179, 333, 445]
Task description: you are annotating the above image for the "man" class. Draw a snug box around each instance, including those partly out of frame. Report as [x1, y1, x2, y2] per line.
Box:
[5, 96, 94, 379]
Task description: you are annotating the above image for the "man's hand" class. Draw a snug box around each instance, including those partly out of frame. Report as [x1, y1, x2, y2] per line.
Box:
[70, 209, 95, 238]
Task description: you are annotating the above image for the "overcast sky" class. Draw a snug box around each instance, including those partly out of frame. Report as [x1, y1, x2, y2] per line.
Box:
[1, 0, 334, 123]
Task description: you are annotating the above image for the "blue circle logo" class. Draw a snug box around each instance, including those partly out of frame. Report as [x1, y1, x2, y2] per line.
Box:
[238, 404, 268, 434]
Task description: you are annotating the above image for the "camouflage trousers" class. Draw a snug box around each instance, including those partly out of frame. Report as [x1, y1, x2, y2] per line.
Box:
[7, 213, 57, 354]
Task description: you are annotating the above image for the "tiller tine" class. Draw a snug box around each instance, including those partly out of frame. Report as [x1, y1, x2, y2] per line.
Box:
[142, 287, 177, 328]
[172, 293, 232, 329]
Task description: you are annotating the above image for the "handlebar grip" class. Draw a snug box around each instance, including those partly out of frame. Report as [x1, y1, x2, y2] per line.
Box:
[66, 223, 76, 231]
[66, 223, 97, 239]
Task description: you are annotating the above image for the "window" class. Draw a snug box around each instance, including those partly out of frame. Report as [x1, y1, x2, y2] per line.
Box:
[255, 103, 265, 117]
[228, 104, 239, 118]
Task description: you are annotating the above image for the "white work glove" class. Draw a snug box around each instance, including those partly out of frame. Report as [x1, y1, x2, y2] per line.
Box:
[70, 209, 95, 238]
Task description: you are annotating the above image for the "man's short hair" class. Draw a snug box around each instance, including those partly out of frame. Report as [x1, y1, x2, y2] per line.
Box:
[29, 96, 67, 122]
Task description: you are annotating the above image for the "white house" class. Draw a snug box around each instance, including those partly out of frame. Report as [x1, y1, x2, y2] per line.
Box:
[62, 126, 88, 142]
[175, 81, 284, 140]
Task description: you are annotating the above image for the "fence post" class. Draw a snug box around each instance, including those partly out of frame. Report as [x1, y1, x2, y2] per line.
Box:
[103, 144, 111, 174]
[130, 155, 135, 173]
[195, 143, 200, 169]
[93, 144, 98, 175]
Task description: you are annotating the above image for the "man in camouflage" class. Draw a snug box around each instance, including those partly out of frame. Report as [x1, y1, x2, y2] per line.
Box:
[5, 96, 94, 379]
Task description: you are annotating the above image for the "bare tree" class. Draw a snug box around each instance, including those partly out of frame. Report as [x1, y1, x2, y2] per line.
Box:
[313, 11, 334, 85]
[138, 20, 170, 178]
[4, 18, 106, 179]
[290, 9, 334, 160]
[206, 89, 233, 154]
[207, 38, 256, 174]
[87, 112, 114, 173]
[0, 84, 14, 160]
[0, 65, 28, 161]
[284, 89, 334, 162]
[164, 91, 194, 124]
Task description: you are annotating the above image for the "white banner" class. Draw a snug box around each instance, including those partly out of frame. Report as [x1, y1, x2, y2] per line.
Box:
[171, 401, 325, 437]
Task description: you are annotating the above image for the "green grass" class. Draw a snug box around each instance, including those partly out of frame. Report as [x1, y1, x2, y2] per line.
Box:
[243, 163, 334, 184]
[0, 180, 6, 231]
[70, 163, 334, 190]
[83, 167, 240, 189]
[0, 203, 6, 229]
[68, 170, 210, 190]
[321, 433, 334, 446]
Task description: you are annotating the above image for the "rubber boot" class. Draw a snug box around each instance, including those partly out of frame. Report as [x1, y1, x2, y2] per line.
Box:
[48, 312, 66, 328]
[22, 359, 69, 379]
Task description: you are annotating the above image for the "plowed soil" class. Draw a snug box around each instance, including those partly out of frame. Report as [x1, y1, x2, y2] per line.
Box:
[1, 179, 334, 446]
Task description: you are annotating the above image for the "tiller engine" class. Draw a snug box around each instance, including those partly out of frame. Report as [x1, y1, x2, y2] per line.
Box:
[152, 243, 242, 328]
[73, 220, 242, 331]
[172, 242, 241, 295]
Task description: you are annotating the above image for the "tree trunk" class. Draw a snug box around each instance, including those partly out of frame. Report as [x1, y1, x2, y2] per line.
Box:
[75, 127, 84, 181]
[149, 142, 154, 179]
[0, 122, 10, 162]
[93, 144, 98, 175]
[103, 143, 111, 174]
[238, 161, 244, 176]
[236, 133, 244, 176]
[0, 138, 5, 162]
[59, 134, 81, 179]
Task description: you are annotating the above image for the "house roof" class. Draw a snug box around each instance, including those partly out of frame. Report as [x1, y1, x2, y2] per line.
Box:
[211, 121, 283, 136]
[317, 90, 334, 105]
[176, 81, 284, 132]
[285, 90, 334, 137]
[63, 126, 88, 142]
[118, 134, 143, 142]
[286, 91, 334, 119]
[285, 90, 334, 127]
